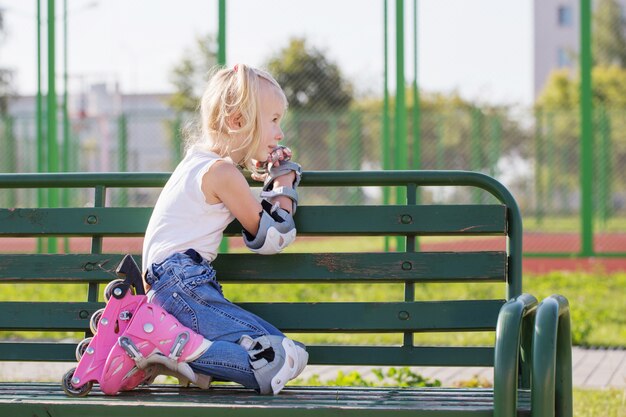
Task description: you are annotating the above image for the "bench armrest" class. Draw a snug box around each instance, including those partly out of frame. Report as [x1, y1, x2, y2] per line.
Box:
[493, 293, 538, 417]
[531, 295, 573, 417]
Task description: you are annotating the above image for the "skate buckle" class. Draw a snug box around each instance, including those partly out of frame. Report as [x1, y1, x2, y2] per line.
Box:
[170, 332, 190, 359]
[119, 311, 132, 321]
[119, 336, 143, 361]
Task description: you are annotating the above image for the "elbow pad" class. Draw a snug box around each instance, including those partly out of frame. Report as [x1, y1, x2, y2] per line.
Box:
[242, 200, 297, 255]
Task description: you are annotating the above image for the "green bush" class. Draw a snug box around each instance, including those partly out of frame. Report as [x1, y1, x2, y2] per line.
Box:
[294, 367, 441, 388]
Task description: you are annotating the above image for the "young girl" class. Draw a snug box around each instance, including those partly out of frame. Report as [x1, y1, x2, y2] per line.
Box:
[138, 64, 307, 395]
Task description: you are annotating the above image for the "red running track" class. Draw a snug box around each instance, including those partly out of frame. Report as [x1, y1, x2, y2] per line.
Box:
[1, 234, 624, 274]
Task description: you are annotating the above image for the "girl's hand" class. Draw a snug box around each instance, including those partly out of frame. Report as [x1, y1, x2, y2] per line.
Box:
[267, 146, 292, 167]
[251, 146, 293, 182]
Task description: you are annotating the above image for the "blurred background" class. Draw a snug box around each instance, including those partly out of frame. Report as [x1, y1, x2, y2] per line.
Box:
[0, 0, 625, 262]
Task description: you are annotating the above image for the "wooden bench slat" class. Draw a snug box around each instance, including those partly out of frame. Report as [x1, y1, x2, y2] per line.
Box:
[0, 205, 506, 236]
[0, 252, 507, 282]
[0, 300, 504, 332]
[0, 342, 494, 366]
[0, 383, 532, 417]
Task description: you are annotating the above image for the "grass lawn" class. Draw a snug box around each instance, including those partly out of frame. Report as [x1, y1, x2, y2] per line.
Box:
[574, 389, 626, 417]
[2, 268, 624, 348]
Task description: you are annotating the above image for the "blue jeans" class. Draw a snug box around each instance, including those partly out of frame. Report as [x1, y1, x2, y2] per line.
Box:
[145, 249, 285, 389]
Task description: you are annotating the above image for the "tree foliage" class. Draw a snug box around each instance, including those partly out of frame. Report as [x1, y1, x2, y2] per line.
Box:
[537, 66, 626, 108]
[265, 38, 353, 111]
[0, 8, 15, 115]
[593, 0, 626, 67]
[168, 34, 217, 114]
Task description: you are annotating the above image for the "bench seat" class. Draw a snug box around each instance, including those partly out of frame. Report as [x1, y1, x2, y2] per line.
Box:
[0, 383, 531, 417]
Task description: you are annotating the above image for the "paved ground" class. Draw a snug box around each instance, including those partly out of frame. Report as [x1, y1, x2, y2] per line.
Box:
[1, 347, 623, 389]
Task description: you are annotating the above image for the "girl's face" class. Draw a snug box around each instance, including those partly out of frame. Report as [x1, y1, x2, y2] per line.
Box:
[254, 81, 286, 164]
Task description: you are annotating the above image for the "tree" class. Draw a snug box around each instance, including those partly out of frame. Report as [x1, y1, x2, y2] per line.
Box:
[0, 8, 15, 115]
[535, 66, 626, 213]
[265, 38, 353, 112]
[593, 0, 626, 67]
[168, 34, 218, 114]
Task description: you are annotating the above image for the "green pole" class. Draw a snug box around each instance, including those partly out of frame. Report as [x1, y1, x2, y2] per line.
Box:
[382, 0, 391, 252]
[218, 0, 226, 66]
[172, 115, 183, 165]
[36, 0, 46, 253]
[118, 114, 128, 206]
[62, 0, 70, 253]
[412, 0, 420, 172]
[436, 113, 444, 169]
[488, 114, 501, 178]
[349, 110, 363, 204]
[62, 0, 69, 176]
[580, 0, 594, 256]
[470, 108, 482, 203]
[412, 0, 420, 252]
[546, 111, 555, 214]
[598, 106, 611, 227]
[535, 109, 544, 225]
[218, 0, 229, 254]
[2, 117, 17, 206]
[395, 0, 407, 252]
[47, 0, 58, 253]
[328, 115, 338, 202]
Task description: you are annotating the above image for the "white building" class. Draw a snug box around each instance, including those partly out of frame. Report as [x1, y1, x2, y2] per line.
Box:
[534, 0, 626, 99]
[7, 83, 178, 174]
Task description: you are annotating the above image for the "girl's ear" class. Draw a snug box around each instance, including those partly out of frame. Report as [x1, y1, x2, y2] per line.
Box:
[227, 113, 243, 129]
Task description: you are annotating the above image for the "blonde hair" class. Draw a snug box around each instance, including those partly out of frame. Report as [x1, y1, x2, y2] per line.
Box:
[190, 64, 287, 172]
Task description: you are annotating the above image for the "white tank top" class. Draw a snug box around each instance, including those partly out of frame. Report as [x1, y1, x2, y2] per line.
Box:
[142, 148, 235, 272]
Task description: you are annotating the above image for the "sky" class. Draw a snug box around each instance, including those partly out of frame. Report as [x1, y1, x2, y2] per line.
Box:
[1, 0, 533, 106]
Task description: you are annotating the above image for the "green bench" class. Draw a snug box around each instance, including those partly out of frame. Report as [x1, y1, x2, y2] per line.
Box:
[0, 170, 572, 417]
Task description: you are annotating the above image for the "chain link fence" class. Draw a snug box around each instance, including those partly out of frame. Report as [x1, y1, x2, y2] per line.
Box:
[1, 0, 625, 256]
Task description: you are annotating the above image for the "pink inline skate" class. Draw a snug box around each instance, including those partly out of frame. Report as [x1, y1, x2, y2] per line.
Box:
[62, 255, 148, 396]
[62, 255, 212, 397]
[99, 301, 212, 395]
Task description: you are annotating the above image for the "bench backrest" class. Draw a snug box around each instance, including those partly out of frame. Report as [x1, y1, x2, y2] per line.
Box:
[0, 171, 522, 368]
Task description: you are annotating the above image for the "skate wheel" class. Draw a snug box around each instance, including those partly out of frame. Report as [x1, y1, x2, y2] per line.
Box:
[75, 337, 93, 361]
[89, 309, 104, 334]
[104, 279, 126, 302]
[62, 367, 93, 397]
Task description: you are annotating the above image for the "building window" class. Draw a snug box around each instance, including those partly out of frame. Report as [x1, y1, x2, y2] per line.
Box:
[558, 48, 572, 67]
[558, 5, 573, 27]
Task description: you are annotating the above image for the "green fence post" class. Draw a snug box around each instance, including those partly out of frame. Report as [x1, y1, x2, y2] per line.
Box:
[597, 105, 612, 228]
[36, 0, 46, 254]
[546, 112, 555, 215]
[62, 1, 70, 254]
[535, 109, 544, 226]
[218, 0, 229, 254]
[580, 0, 594, 256]
[118, 114, 128, 207]
[2, 117, 17, 207]
[395, 0, 407, 252]
[412, 0, 421, 252]
[172, 115, 183, 165]
[489, 114, 501, 178]
[436, 113, 445, 169]
[350, 110, 363, 204]
[382, 0, 391, 252]
[328, 115, 338, 202]
[47, 0, 58, 254]
[470, 107, 482, 204]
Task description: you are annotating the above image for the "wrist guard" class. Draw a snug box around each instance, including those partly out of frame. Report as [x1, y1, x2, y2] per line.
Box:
[260, 159, 302, 214]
